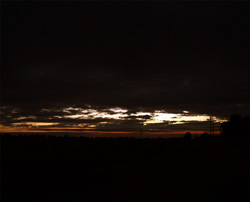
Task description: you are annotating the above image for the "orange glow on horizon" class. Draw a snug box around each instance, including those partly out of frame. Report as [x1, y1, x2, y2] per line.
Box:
[0, 126, 220, 137]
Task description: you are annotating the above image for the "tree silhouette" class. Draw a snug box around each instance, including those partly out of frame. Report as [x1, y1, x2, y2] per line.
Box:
[221, 114, 250, 137]
[184, 132, 192, 140]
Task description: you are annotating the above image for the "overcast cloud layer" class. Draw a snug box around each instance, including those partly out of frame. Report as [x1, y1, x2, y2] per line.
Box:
[1, 1, 249, 133]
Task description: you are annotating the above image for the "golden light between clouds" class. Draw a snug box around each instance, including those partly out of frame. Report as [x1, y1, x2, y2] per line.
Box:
[9, 107, 227, 128]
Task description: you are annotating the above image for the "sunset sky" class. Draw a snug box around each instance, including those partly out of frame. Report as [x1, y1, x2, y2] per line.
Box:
[1, 1, 249, 136]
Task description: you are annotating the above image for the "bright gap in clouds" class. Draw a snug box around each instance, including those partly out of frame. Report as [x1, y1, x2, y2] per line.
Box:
[61, 107, 226, 125]
[5, 107, 228, 129]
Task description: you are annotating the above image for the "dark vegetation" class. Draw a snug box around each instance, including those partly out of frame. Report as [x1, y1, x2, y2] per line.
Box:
[221, 114, 250, 137]
[1, 132, 249, 201]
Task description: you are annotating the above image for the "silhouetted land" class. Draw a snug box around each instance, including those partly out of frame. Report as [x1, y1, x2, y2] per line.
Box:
[1, 134, 249, 201]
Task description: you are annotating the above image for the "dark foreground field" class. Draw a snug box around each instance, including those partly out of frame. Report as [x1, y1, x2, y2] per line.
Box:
[1, 135, 249, 201]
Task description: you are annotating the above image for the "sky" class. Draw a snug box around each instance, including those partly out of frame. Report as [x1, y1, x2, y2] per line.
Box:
[1, 1, 249, 136]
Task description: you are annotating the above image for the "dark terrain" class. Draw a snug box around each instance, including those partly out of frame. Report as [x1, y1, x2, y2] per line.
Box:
[1, 134, 249, 201]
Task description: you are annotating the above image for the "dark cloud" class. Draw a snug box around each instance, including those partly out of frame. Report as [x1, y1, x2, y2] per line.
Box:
[1, 1, 249, 133]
